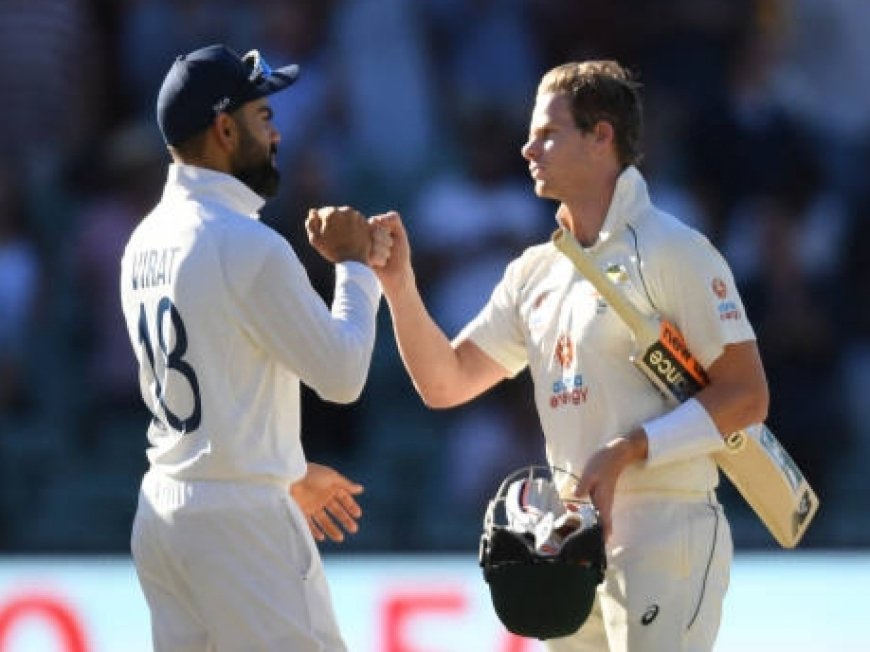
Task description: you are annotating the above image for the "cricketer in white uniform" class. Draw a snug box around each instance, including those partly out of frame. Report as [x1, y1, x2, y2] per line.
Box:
[120, 45, 383, 651]
[370, 60, 769, 651]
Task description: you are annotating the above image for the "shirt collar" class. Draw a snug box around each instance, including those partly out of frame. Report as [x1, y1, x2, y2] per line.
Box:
[163, 163, 266, 219]
[589, 165, 651, 250]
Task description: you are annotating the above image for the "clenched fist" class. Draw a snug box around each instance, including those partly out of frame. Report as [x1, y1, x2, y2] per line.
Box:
[368, 218, 394, 268]
[306, 206, 370, 264]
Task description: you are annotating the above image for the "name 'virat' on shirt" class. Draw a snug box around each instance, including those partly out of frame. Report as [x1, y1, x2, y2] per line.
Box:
[129, 247, 182, 290]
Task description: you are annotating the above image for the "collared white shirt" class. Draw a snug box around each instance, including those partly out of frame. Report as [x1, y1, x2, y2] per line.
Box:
[120, 164, 380, 483]
[460, 166, 756, 494]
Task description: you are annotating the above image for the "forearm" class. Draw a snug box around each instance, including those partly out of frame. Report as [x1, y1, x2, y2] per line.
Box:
[644, 340, 770, 466]
[696, 340, 769, 435]
[643, 381, 768, 467]
[694, 378, 769, 436]
[384, 274, 471, 408]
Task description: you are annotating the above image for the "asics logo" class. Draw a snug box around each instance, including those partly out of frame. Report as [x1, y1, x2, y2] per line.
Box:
[641, 604, 659, 626]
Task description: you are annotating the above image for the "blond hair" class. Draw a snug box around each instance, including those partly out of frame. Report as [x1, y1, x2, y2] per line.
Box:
[538, 61, 643, 167]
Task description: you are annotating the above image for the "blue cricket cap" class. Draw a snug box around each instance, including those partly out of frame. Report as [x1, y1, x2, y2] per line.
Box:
[156, 44, 300, 146]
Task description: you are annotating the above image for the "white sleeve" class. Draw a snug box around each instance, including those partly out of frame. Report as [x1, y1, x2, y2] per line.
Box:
[457, 258, 528, 377]
[236, 242, 381, 404]
[647, 230, 756, 369]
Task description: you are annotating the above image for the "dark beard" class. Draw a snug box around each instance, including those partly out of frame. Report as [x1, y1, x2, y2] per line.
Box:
[234, 158, 280, 198]
[231, 128, 280, 198]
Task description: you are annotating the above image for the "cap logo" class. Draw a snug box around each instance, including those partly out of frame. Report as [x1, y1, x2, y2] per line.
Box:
[212, 96, 231, 114]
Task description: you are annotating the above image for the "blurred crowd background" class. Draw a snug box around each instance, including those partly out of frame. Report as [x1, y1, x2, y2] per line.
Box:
[0, 0, 868, 554]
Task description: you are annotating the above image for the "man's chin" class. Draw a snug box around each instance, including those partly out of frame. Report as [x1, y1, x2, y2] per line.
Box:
[532, 180, 556, 199]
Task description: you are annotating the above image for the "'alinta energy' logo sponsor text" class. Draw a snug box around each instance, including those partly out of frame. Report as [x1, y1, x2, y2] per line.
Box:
[711, 277, 742, 321]
[550, 333, 588, 408]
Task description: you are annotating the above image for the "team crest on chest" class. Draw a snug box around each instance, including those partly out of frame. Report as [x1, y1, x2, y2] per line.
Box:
[605, 263, 629, 284]
[554, 333, 574, 368]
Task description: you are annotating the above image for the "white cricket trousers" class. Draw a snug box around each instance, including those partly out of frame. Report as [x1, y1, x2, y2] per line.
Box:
[546, 492, 732, 652]
[131, 470, 347, 652]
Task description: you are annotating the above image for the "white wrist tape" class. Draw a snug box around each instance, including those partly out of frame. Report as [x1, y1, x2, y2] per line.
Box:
[643, 398, 724, 467]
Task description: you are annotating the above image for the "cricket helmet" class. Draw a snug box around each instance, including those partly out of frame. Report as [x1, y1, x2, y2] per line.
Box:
[479, 465, 606, 640]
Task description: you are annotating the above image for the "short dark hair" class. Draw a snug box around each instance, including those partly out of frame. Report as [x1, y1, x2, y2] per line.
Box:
[168, 128, 210, 160]
[168, 102, 260, 163]
[538, 61, 643, 167]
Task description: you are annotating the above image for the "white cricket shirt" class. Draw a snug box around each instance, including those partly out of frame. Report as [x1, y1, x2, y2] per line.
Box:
[120, 164, 380, 484]
[460, 166, 756, 494]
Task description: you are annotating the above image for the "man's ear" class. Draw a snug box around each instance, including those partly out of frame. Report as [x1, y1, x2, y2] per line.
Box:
[213, 113, 237, 150]
[593, 120, 614, 146]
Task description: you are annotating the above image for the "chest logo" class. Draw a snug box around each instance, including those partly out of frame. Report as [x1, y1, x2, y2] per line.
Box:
[532, 290, 552, 311]
[554, 333, 574, 369]
[605, 263, 629, 284]
[550, 374, 588, 408]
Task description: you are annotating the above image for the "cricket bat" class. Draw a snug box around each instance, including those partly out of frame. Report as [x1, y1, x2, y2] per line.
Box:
[552, 227, 819, 548]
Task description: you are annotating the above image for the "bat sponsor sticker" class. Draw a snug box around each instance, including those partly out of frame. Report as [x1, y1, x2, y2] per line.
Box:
[792, 490, 814, 536]
[760, 426, 804, 493]
[640, 321, 709, 402]
[641, 340, 707, 403]
[659, 322, 708, 386]
[724, 430, 746, 452]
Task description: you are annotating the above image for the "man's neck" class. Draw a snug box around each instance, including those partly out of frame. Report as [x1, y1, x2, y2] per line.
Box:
[559, 172, 620, 247]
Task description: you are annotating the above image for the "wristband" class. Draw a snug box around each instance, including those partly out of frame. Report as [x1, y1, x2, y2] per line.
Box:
[642, 398, 724, 467]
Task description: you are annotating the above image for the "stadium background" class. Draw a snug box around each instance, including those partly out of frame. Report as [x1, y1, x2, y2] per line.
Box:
[0, 0, 868, 649]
